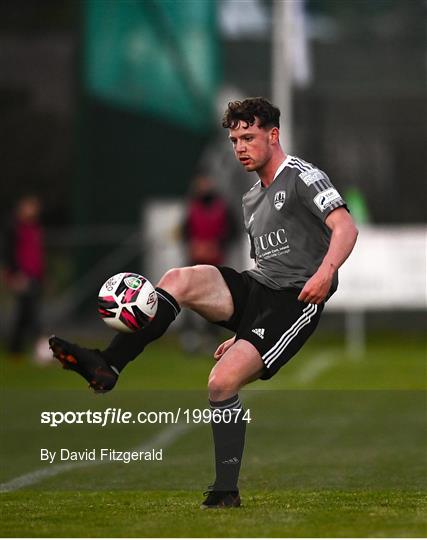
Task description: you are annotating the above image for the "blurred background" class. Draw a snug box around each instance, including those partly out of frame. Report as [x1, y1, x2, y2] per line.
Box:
[0, 0, 425, 360]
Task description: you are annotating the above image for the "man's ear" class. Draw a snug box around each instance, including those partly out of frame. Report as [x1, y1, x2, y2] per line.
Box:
[269, 127, 280, 144]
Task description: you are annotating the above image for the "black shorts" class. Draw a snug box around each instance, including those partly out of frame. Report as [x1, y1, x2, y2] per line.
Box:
[215, 266, 324, 380]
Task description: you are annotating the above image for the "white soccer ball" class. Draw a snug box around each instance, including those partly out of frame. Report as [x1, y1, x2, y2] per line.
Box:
[98, 272, 158, 333]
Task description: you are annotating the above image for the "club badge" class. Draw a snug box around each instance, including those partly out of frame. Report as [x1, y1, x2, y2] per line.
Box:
[274, 190, 286, 210]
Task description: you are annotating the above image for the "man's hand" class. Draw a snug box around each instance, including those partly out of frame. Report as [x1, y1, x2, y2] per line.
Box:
[298, 264, 334, 304]
[214, 336, 236, 361]
[298, 207, 358, 304]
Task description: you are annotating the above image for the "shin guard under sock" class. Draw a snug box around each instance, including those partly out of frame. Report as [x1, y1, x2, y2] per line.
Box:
[102, 287, 180, 372]
[209, 394, 246, 491]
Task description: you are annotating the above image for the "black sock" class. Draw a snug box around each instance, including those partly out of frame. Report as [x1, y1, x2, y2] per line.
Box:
[102, 287, 180, 372]
[209, 394, 246, 492]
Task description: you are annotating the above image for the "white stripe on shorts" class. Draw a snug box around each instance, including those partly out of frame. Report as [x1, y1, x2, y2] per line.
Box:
[262, 304, 318, 368]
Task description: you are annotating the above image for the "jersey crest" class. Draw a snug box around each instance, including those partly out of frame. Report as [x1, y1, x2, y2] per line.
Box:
[273, 190, 286, 210]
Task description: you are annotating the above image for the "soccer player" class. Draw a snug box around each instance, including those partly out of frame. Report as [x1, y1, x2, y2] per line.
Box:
[50, 97, 358, 509]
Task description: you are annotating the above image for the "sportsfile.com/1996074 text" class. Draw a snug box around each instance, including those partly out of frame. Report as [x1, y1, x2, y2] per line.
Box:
[40, 408, 252, 428]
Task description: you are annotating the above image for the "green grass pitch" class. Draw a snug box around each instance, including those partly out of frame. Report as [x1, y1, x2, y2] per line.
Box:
[1, 331, 426, 537]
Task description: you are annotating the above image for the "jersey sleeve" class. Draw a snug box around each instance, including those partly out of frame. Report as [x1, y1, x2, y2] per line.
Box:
[295, 168, 347, 222]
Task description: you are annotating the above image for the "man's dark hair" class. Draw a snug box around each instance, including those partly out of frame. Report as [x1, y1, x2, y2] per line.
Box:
[222, 97, 280, 130]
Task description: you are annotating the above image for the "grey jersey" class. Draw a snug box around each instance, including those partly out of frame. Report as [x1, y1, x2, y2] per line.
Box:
[243, 155, 347, 295]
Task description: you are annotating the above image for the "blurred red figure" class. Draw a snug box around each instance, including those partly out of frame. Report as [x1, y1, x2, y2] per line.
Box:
[181, 175, 236, 352]
[183, 174, 235, 266]
[2, 195, 45, 356]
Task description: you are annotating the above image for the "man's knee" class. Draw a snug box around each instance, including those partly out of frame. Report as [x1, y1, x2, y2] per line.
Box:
[158, 265, 214, 306]
[208, 369, 239, 401]
[158, 265, 217, 309]
[158, 267, 194, 304]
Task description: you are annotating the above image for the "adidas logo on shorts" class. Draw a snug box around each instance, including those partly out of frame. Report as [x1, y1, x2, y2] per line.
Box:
[252, 328, 265, 339]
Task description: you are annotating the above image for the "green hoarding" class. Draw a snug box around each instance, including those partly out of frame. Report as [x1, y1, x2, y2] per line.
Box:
[84, 0, 219, 130]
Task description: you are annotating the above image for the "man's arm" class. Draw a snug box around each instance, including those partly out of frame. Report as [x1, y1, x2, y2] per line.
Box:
[298, 207, 358, 304]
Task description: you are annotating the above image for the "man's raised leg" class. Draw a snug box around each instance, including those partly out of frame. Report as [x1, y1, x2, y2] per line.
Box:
[50, 265, 234, 392]
[102, 265, 234, 370]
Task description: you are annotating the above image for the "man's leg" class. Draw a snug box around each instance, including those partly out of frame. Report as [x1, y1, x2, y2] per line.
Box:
[9, 290, 28, 354]
[102, 265, 234, 371]
[201, 339, 264, 508]
[50, 265, 234, 391]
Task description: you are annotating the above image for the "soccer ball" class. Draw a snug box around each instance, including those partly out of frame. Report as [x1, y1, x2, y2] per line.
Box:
[98, 272, 158, 333]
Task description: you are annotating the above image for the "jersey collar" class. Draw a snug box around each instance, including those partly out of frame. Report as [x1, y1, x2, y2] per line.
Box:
[273, 154, 292, 181]
[258, 155, 293, 189]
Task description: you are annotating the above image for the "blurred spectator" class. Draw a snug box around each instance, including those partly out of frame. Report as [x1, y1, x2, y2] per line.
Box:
[182, 174, 236, 266]
[1, 195, 47, 360]
[180, 173, 237, 353]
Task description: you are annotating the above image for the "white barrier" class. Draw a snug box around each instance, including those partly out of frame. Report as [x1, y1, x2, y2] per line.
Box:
[327, 226, 426, 311]
[142, 200, 186, 280]
[327, 225, 426, 357]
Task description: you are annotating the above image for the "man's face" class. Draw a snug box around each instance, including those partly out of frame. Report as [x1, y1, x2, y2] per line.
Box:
[228, 119, 275, 172]
[17, 197, 41, 222]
